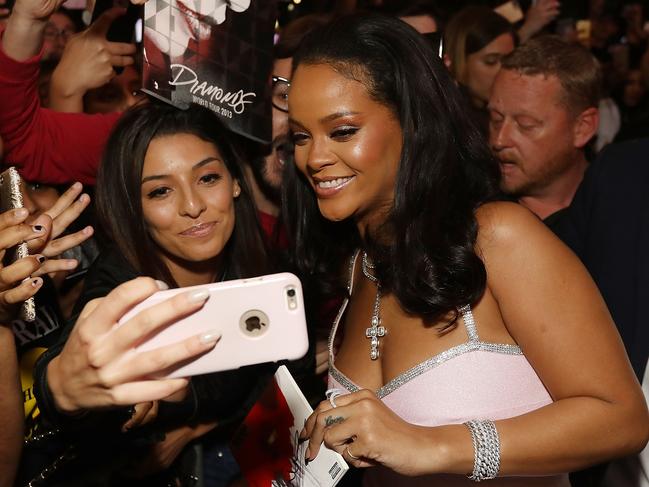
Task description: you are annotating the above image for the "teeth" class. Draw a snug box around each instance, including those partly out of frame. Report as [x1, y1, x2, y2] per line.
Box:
[317, 177, 351, 189]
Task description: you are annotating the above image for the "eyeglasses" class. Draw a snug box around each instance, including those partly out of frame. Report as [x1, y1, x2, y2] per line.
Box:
[272, 76, 290, 113]
[43, 25, 75, 41]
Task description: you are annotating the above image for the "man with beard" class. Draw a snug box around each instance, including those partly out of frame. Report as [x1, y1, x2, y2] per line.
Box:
[488, 35, 600, 227]
[245, 53, 292, 241]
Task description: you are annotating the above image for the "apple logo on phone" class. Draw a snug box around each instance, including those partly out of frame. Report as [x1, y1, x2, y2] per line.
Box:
[240, 310, 270, 338]
[245, 316, 265, 332]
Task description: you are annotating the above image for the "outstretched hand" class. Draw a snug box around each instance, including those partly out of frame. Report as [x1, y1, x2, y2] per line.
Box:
[27, 182, 94, 277]
[50, 8, 136, 112]
[46, 277, 222, 413]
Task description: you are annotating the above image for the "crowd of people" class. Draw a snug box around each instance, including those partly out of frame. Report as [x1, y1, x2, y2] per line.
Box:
[0, 0, 649, 486]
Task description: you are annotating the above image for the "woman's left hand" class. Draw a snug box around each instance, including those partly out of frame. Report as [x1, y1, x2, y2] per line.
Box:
[301, 389, 438, 476]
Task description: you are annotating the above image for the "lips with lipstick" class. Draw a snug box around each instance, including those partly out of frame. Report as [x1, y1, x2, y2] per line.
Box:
[179, 221, 217, 237]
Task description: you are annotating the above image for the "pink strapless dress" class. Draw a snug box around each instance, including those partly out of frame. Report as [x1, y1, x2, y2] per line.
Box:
[326, 252, 570, 487]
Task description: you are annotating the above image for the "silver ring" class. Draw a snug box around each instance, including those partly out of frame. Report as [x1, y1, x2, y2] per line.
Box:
[345, 445, 360, 460]
[326, 388, 343, 409]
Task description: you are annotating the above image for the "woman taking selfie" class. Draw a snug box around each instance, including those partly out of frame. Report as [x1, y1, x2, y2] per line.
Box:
[30, 103, 272, 485]
[286, 14, 648, 486]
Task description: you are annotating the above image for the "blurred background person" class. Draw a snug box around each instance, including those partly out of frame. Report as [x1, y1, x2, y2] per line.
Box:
[444, 6, 516, 135]
[42, 8, 79, 61]
[614, 64, 649, 143]
[489, 35, 600, 225]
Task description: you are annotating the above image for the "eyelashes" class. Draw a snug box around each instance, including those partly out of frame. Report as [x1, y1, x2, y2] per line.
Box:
[291, 126, 360, 145]
[144, 173, 223, 199]
[147, 187, 171, 199]
[331, 127, 359, 140]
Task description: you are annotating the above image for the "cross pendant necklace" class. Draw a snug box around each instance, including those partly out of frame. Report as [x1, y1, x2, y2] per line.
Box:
[361, 252, 387, 360]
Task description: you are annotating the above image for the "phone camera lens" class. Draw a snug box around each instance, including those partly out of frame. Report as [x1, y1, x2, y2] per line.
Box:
[287, 288, 296, 297]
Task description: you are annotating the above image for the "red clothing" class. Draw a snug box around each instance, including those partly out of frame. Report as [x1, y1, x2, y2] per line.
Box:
[0, 34, 119, 185]
[258, 210, 289, 250]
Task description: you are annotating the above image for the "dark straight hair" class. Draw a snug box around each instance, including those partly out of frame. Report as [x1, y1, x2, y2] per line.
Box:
[97, 102, 268, 287]
[283, 13, 500, 328]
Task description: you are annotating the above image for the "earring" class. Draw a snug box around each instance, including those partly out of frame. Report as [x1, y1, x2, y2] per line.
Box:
[233, 188, 241, 197]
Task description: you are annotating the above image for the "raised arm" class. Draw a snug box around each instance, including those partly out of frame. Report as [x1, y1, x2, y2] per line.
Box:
[49, 8, 135, 113]
[0, 206, 65, 487]
[0, 0, 121, 184]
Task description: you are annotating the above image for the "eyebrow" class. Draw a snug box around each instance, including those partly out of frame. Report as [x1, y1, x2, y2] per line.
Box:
[141, 157, 222, 184]
[289, 111, 360, 128]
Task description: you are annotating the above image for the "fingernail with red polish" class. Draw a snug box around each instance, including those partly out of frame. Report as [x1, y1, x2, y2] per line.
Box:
[33, 225, 45, 233]
[31, 278, 42, 287]
[36, 255, 46, 263]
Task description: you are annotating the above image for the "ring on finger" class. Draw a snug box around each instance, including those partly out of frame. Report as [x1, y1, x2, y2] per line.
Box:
[345, 445, 360, 460]
[324, 415, 345, 427]
[326, 388, 343, 408]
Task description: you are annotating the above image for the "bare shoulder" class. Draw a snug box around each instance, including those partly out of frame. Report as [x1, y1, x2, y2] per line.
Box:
[474, 201, 554, 254]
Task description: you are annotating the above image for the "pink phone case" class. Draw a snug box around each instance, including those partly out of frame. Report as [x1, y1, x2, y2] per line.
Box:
[117, 273, 309, 378]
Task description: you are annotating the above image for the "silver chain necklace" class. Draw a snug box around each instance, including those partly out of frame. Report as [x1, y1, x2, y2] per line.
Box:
[361, 252, 387, 360]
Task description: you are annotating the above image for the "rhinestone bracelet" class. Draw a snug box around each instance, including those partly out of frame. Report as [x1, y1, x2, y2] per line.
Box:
[464, 419, 501, 482]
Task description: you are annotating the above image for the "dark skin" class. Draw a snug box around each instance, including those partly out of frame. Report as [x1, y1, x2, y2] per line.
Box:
[291, 62, 648, 478]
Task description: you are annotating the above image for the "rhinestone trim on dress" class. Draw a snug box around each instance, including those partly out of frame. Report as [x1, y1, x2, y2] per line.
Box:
[328, 251, 523, 399]
[329, 339, 522, 399]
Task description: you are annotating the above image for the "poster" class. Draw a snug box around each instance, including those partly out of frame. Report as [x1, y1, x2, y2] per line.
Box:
[141, 0, 275, 144]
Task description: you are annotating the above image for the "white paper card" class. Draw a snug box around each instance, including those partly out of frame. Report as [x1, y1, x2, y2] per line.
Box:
[272, 365, 349, 487]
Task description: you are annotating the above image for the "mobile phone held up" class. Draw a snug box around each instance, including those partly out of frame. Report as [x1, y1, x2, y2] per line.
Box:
[91, 0, 143, 73]
[117, 273, 309, 378]
[0, 167, 36, 322]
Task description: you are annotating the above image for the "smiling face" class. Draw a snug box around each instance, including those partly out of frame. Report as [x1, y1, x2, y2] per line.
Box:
[289, 64, 403, 233]
[464, 32, 515, 107]
[140, 133, 240, 267]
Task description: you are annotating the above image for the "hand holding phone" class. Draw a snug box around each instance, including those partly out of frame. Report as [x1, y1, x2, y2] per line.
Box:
[0, 167, 37, 321]
[91, 0, 143, 45]
[51, 6, 137, 100]
[0, 207, 49, 323]
[118, 273, 310, 378]
[46, 277, 220, 413]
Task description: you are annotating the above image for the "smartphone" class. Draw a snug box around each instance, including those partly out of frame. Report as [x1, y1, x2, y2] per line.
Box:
[117, 272, 309, 378]
[0, 167, 36, 322]
[91, 0, 142, 43]
[91, 0, 143, 73]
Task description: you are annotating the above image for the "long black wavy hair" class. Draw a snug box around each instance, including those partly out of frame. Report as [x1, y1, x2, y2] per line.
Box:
[282, 13, 500, 329]
[97, 102, 268, 287]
